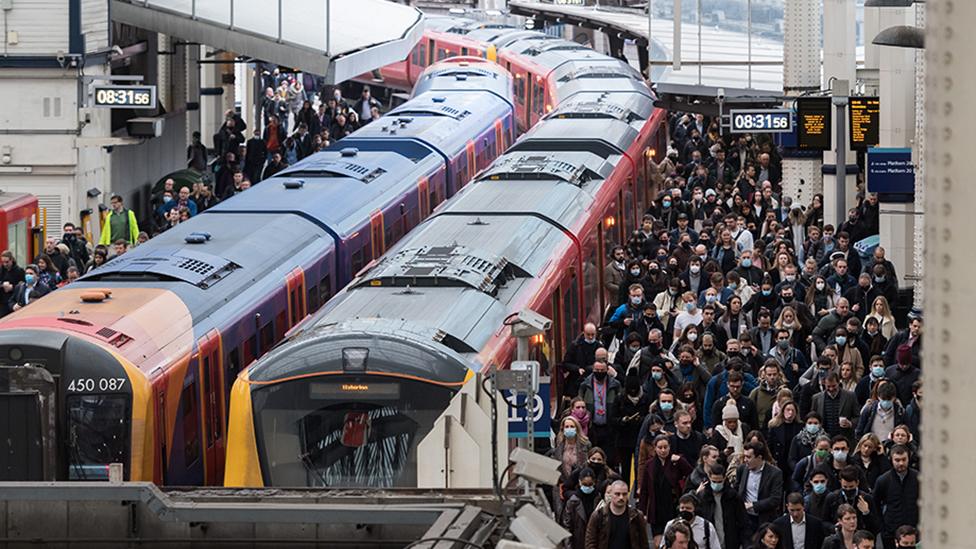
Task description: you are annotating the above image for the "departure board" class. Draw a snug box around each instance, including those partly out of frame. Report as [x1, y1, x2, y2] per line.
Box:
[849, 97, 880, 149]
[796, 97, 833, 150]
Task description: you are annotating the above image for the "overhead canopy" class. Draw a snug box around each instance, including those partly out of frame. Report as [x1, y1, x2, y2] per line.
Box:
[111, 0, 424, 83]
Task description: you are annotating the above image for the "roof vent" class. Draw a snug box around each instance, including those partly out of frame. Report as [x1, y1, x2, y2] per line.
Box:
[340, 147, 359, 157]
[283, 179, 305, 189]
[455, 74, 469, 81]
[432, 96, 447, 103]
[459, 61, 470, 67]
[184, 232, 212, 244]
[80, 290, 111, 303]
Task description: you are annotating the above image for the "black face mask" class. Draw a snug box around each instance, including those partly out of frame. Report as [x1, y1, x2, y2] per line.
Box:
[593, 372, 608, 382]
[844, 489, 858, 500]
[678, 510, 695, 522]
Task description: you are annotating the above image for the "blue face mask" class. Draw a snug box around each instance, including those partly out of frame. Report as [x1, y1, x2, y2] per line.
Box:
[812, 482, 827, 495]
[564, 427, 577, 439]
[762, 289, 772, 296]
[835, 336, 847, 346]
[660, 401, 673, 412]
[833, 450, 848, 462]
[580, 484, 595, 494]
[662, 200, 672, 208]
[872, 366, 885, 378]
[652, 371, 663, 381]
[710, 481, 724, 492]
[631, 296, 642, 306]
[879, 399, 894, 411]
[685, 302, 694, 312]
[741, 258, 752, 268]
[24, 274, 34, 285]
[728, 282, 738, 291]
[805, 423, 819, 434]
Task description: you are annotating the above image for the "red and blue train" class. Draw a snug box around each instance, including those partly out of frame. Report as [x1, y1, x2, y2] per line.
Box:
[224, 21, 669, 488]
[0, 58, 513, 485]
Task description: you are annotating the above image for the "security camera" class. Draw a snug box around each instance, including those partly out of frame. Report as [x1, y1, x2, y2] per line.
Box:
[717, 87, 726, 101]
[56, 51, 66, 67]
[514, 309, 551, 333]
[111, 45, 124, 57]
[508, 503, 571, 548]
[509, 447, 561, 486]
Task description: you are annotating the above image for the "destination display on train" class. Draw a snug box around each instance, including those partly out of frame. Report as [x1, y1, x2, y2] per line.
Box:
[729, 109, 793, 134]
[796, 97, 833, 150]
[849, 96, 880, 149]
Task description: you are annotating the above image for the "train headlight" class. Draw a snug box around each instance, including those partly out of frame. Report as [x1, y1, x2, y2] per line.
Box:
[342, 347, 369, 373]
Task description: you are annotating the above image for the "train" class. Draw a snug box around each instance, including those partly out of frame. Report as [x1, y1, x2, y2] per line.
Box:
[0, 58, 513, 485]
[224, 22, 668, 488]
[0, 191, 40, 266]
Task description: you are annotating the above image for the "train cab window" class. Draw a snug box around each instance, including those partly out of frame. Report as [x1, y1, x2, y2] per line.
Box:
[515, 76, 525, 105]
[308, 284, 320, 312]
[202, 356, 215, 448]
[66, 394, 130, 480]
[182, 383, 200, 466]
[260, 322, 274, 356]
[461, 47, 468, 56]
[437, 48, 448, 61]
[7, 219, 26, 267]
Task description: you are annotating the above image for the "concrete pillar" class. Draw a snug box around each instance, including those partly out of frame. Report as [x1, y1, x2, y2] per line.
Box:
[875, 6, 917, 289]
[920, 2, 974, 547]
[911, 3, 925, 306]
[219, 51, 236, 118]
[185, 44, 200, 145]
[781, 0, 822, 208]
[821, 0, 858, 228]
[861, 3, 881, 96]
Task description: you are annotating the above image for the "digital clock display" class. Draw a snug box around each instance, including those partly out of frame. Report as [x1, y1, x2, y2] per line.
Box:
[729, 109, 793, 133]
[92, 85, 156, 108]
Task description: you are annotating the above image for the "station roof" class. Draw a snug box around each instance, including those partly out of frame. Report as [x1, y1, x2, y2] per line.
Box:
[111, 0, 424, 83]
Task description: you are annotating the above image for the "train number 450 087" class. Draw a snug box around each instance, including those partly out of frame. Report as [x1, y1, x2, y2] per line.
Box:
[67, 377, 127, 392]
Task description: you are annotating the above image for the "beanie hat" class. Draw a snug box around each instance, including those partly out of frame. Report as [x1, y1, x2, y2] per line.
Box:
[722, 404, 740, 421]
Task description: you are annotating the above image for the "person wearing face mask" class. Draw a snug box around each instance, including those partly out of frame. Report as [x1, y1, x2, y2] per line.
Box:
[736, 250, 764, 287]
[659, 494, 722, 549]
[804, 275, 837, 319]
[561, 467, 599, 549]
[864, 295, 896, 341]
[618, 261, 647, 308]
[9, 264, 50, 311]
[824, 466, 881, 534]
[792, 435, 832, 494]
[614, 333, 645, 374]
[844, 273, 878, 322]
[579, 358, 621, 468]
[561, 323, 604, 406]
[770, 328, 808, 388]
[656, 192, 683, 230]
[680, 257, 707, 297]
[698, 463, 749, 549]
[811, 298, 852, 354]
[673, 292, 703, 341]
[645, 371, 680, 418]
[855, 356, 888, 407]
[855, 381, 906, 441]
[788, 413, 825, 475]
[610, 284, 648, 343]
[832, 327, 864, 380]
[614, 371, 650, 484]
[654, 279, 684, 330]
[633, 303, 666, 347]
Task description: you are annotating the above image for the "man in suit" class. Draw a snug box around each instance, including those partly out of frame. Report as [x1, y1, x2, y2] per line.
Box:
[773, 492, 830, 549]
[9, 264, 49, 312]
[736, 441, 783, 537]
[810, 372, 860, 440]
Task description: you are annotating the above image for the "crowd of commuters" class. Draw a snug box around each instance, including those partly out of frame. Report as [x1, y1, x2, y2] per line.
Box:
[552, 112, 920, 549]
[0, 68, 380, 315]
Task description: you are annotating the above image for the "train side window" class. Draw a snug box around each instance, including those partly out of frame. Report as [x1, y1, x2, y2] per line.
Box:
[182, 383, 199, 466]
[562, 275, 580, 350]
[351, 248, 365, 275]
[583, 232, 600, 324]
[308, 283, 320, 311]
[228, 347, 242, 382]
[274, 311, 287, 341]
[202, 355, 215, 448]
[319, 275, 332, 304]
[7, 220, 26, 267]
[260, 323, 274, 356]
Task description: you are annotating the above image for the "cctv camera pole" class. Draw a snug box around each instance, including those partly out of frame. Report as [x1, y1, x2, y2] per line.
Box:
[832, 79, 849, 225]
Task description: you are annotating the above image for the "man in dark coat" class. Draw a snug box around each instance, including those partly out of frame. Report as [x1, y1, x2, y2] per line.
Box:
[0, 250, 25, 317]
[698, 464, 749, 549]
[735, 442, 784, 535]
[561, 323, 602, 404]
[772, 492, 830, 549]
[584, 480, 650, 549]
[872, 445, 919, 549]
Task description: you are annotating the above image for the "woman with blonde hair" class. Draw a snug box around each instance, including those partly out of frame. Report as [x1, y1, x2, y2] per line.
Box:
[852, 433, 889, 488]
[549, 415, 591, 517]
[865, 295, 897, 339]
[768, 399, 802, 476]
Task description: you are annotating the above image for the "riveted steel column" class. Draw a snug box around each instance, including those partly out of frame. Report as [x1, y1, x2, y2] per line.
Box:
[911, 3, 925, 307]
[921, 0, 973, 546]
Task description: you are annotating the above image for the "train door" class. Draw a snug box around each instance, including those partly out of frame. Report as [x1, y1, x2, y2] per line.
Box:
[597, 223, 607, 318]
[154, 383, 168, 484]
[524, 72, 534, 129]
[286, 267, 307, 329]
[370, 210, 385, 260]
[195, 330, 224, 485]
[466, 141, 476, 179]
[427, 39, 435, 66]
[495, 119, 505, 150]
[418, 177, 430, 218]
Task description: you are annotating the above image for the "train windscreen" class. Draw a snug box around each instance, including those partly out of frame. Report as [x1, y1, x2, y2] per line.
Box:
[252, 376, 454, 487]
[66, 394, 130, 480]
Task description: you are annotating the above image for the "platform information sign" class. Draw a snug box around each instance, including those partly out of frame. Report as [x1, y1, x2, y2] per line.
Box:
[796, 97, 832, 150]
[849, 97, 880, 149]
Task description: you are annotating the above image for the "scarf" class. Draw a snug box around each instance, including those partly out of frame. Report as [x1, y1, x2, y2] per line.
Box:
[571, 408, 591, 437]
[715, 423, 744, 456]
[797, 425, 824, 447]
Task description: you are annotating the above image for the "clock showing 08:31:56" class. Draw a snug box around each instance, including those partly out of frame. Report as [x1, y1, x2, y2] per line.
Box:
[91, 85, 156, 108]
[729, 109, 793, 134]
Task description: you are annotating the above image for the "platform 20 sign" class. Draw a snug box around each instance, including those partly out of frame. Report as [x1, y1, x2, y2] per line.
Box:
[92, 85, 156, 108]
[729, 109, 793, 134]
